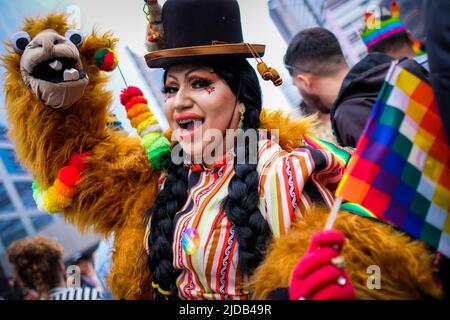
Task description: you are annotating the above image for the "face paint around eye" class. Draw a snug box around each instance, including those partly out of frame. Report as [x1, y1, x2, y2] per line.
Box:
[205, 86, 216, 95]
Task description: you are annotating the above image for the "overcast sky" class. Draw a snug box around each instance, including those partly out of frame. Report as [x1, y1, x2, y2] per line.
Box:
[64, 0, 292, 110]
[1, 0, 294, 127]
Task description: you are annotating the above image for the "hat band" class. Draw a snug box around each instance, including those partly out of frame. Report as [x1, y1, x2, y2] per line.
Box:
[145, 43, 265, 62]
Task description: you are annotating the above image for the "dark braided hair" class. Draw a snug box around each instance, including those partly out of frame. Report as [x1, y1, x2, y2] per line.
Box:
[147, 59, 271, 299]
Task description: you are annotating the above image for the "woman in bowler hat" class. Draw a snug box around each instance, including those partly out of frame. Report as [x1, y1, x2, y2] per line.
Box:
[143, 0, 354, 300]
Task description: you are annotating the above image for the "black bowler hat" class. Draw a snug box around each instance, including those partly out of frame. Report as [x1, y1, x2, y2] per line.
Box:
[145, 0, 265, 68]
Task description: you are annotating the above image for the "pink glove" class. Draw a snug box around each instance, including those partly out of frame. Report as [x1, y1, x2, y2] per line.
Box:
[289, 230, 355, 300]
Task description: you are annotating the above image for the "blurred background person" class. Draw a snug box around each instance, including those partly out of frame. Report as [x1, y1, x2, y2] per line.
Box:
[284, 27, 349, 142]
[7, 236, 103, 300]
[68, 252, 104, 295]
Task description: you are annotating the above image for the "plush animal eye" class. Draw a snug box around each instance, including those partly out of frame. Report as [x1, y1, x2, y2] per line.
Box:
[65, 29, 84, 47]
[11, 31, 31, 54]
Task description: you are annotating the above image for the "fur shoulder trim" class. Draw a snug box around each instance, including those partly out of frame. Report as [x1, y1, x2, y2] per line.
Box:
[260, 109, 318, 152]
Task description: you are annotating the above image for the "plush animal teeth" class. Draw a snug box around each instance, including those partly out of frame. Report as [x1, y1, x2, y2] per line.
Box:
[49, 60, 62, 71]
[63, 68, 80, 81]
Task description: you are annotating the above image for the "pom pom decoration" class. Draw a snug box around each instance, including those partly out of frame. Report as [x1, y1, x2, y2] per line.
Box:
[32, 182, 44, 211]
[68, 151, 91, 171]
[120, 86, 143, 105]
[96, 48, 118, 72]
[58, 166, 81, 188]
[33, 152, 91, 214]
[125, 96, 148, 111]
[120, 86, 171, 170]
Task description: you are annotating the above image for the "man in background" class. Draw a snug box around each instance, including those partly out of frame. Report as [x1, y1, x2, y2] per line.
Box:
[284, 27, 349, 142]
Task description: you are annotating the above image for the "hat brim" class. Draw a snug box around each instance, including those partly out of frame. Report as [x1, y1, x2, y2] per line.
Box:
[145, 43, 265, 68]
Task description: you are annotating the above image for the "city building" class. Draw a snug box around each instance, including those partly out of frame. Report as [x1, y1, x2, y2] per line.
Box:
[268, 0, 329, 108]
[324, 0, 379, 65]
[268, 0, 327, 43]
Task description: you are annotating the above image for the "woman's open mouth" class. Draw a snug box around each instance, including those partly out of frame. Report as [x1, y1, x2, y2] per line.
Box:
[177, 118, 205, 139]
[31, 57, 87, 83]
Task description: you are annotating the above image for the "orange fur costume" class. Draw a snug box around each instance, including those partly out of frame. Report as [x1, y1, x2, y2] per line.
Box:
[2, 13, 443, 300]
[250, 208, 443, 299]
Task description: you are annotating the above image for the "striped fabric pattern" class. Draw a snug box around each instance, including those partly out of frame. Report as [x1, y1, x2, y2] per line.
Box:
[48, 286, 103, 300]
[147, 134, 344, 300]
[304, 135, 379, 220]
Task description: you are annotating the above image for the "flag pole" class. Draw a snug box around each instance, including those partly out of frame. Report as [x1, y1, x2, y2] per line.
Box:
[324, 197, 343, 230]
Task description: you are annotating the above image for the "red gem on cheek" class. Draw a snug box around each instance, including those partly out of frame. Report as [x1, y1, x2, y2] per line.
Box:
[206, 86, 216, 95]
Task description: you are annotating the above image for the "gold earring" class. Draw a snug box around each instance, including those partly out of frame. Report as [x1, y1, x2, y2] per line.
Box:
[239, 106, 245, 129]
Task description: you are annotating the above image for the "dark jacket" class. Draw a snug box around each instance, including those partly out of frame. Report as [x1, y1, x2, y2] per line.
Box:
[331, 53, 430, 147]
[331, 53, 393, 147]
[426, 0, 450, 142]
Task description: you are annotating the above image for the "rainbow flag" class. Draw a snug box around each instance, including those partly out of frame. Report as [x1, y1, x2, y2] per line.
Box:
[336, 63, 450, 258]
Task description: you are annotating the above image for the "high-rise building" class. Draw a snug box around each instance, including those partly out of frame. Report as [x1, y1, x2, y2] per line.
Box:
[268, 0, 329, 108]
[324, 0, 379, 65]
[268, 0, 327, 43]
[268, 0, 384, 66]
[0, 126, 54, 253]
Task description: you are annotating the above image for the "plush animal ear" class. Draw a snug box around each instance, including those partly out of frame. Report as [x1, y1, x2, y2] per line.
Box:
[65, 29, 84, 47]
[11, 31, 31, 55]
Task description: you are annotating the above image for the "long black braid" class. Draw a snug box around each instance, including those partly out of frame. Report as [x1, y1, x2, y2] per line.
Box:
[147, 59, 271, 299]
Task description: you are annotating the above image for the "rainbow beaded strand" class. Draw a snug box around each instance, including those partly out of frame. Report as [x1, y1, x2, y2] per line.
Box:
[33, 152, 91, 214]
[120, 86, 171, 170]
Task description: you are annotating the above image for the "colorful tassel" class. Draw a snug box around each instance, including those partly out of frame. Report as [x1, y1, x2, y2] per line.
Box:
[364, 12, 375, 29]
[144, 0, 164, 52]
[120, 86, 171, 170]
[33, 152, 91, 214]
[96, 48, 118, 72]
[391, 0, 400, 18]
[147, 29, 161, 43]
[412, 39, 426, 56]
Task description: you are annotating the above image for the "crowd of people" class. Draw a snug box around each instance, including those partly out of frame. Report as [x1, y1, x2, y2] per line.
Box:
[1, 0, 449, 301]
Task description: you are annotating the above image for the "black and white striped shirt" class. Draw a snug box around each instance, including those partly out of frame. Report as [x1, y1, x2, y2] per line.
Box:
[48, 287, 103, 300]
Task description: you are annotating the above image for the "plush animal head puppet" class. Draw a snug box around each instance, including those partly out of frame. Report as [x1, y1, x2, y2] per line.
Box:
[13, 27, 88, 109]
[2, 13, 118, 185]
[5, 13, 116, 109]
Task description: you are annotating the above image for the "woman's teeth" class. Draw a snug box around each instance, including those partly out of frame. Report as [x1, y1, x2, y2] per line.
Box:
[178, 119, 203, 131]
